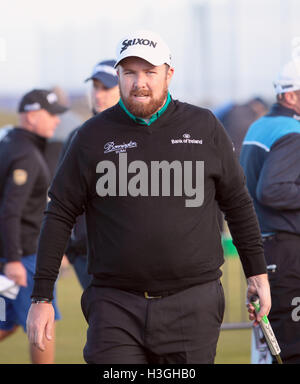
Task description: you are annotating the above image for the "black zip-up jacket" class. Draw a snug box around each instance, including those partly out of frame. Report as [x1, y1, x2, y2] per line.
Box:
[32, 99, 266, 300]
[240, 103, 300, 234]
[0, 128, 50, 261]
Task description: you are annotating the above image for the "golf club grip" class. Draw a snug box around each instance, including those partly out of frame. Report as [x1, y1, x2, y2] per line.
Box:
[250, 295, 281, 356]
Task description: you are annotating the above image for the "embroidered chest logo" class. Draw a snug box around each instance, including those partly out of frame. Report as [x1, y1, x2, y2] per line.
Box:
[171, 133, 203, 145]
[104, 141, 137, 154]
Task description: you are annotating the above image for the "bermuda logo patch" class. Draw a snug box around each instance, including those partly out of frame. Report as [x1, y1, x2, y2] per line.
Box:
[13, 169, 28, 185]
[104, 141, 137, 154]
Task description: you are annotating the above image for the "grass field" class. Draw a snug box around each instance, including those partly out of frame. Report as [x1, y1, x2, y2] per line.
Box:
[0, 256, 252, 364]
[0, 111, 17, 127]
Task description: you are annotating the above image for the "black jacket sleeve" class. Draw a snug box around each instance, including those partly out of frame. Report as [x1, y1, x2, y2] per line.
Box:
[58, 127, 88, 261]
[256, 133, 300, 210]
[32, 128, 93, 299]
[0, 153, 39, 261]
[213, 114, 267, 278]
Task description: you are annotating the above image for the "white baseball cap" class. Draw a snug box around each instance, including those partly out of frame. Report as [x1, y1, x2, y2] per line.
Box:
[273, 37, 300, 95]
[273, 59, 300, 95]
[115, 30, 172, 68]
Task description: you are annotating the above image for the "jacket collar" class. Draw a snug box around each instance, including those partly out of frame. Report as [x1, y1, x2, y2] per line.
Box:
[268, 103, 300, 121]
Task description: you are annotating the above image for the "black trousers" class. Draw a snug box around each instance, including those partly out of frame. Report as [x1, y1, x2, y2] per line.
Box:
[81, 280, 225, 364]
[263, 232, 300, 364]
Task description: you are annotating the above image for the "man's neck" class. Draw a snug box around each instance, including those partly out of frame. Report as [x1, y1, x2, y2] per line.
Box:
[278, 100, 300, 115]
[119, 92, 172, 126]
[138, 95, 168, 120]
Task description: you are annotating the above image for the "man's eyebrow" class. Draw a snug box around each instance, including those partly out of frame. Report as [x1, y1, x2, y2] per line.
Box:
[122, 66, 156, 72]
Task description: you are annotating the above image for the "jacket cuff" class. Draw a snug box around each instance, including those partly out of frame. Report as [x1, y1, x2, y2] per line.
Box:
[31, 278, 55, 301]
[240, 253, 267, 278]
[5, 248, 23, 262]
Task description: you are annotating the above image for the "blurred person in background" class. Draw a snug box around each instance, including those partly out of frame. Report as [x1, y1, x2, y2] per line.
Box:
[59, 59, 119, 290]
[240, 56, 300, 364]
[87, 60, 120, 115]
[0, 89, 66, 363]
[214, 97, 268, 159]
[214, 97, 268, 233]
[44, 86, 82, 179]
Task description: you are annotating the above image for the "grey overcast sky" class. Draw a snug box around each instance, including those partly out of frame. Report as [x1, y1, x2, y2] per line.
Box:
[1, 0, 300, 105]
[1, 0, 201, 99]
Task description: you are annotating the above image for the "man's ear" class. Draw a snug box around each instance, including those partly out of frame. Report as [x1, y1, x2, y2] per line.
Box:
[20, 111, 36, 126]
[285, 91, 298, 106]
[166, 66, 174, 85]
[26, 111, 38, 126]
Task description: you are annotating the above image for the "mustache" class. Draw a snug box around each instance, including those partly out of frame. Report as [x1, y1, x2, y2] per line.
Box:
[130, 88, 152, 97]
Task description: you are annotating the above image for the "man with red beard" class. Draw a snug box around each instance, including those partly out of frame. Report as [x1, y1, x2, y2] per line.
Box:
[27, 30, 270, 364]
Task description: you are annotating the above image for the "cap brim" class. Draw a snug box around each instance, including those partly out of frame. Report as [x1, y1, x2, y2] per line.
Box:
[273, 81, 300, 95]
[84, 72, 119, 88]
[115, 54, 165, 68]
[115, 48, 171, 68]
[47, 104, 68, 115]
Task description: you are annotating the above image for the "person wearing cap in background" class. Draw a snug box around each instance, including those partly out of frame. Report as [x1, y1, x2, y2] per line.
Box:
[240, 49, 300, 364]
[0, 89, 66, 364]
[214, 97, 269, 159]
[85, 59, 120, 115]
[58, 59, 119, 290]
[27, 31, 270, 364]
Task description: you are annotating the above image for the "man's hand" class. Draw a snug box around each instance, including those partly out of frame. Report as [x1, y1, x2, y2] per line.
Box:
[3, 261, 27, 286]
[26, 303, 54, 352]
[246, 273, 271, 325]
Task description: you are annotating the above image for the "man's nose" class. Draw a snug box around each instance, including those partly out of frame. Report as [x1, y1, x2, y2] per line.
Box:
[134, 72, 147, 88]
[95, 89, 106, 100]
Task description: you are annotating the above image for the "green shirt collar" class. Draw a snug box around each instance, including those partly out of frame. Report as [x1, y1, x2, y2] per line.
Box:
[119, 92, 171, 126]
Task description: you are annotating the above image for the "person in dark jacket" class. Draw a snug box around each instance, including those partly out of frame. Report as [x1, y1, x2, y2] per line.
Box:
[60, 59, 120, 289]
[214, 97, 268, 231]
[216, 97, 268, 159]
[0, 89, 67, 363]
[27, 30, 270, 364]
[240, 55, 300, 364]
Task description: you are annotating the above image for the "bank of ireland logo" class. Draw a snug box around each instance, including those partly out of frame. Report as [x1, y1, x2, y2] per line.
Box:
[171, 133, 202, 145]
[0, 297, 5, 322]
